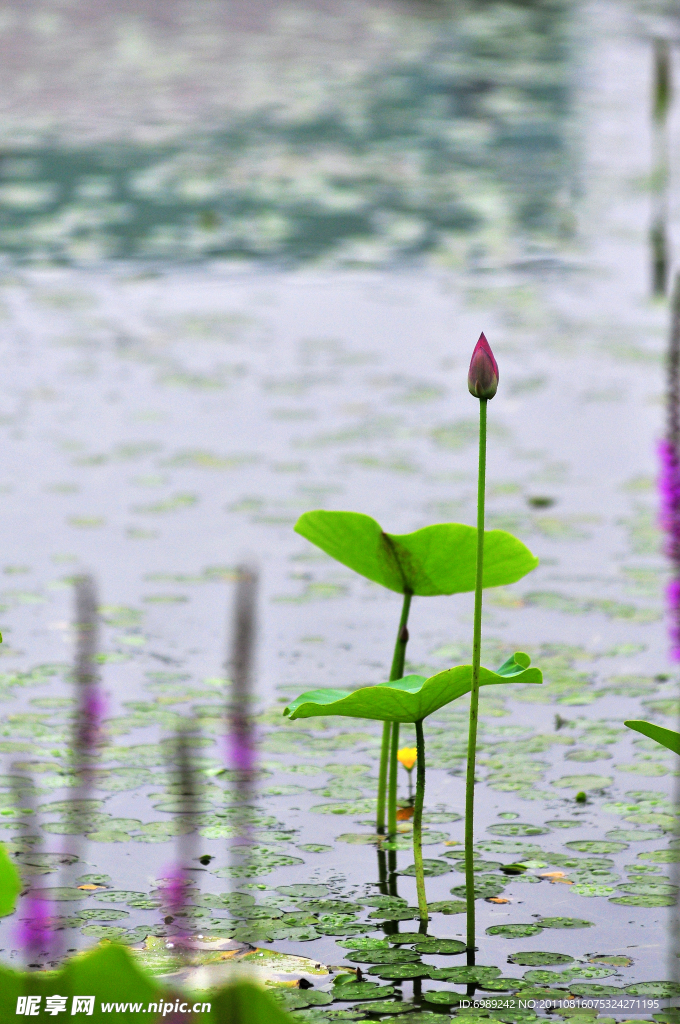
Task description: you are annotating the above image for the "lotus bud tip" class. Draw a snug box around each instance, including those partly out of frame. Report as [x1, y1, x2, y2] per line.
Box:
[468, 332, 498, 400]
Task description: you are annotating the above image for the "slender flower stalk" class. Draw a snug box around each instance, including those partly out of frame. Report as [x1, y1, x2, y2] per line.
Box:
[377, 591, 412, 833]
[464, 332, 497, 963]
[228, 565, 258, 881]
[412, 720, 428, 924]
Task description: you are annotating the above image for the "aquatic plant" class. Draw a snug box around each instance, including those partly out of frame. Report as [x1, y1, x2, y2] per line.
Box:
[397, 746, 417, 801]
[464, 331, 498, 962]
[285, 653, 541, 922]
[624, 720, 680, 755]
[294, 510, 537, 837]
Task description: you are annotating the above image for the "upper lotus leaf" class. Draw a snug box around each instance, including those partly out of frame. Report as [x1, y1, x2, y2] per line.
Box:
[624, 720, 680, 756]
[294, 510, 538, 596]
[284, 652, 541, 724]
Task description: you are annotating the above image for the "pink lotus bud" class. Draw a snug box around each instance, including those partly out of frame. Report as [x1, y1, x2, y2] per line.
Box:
[468, 332, 499, 399]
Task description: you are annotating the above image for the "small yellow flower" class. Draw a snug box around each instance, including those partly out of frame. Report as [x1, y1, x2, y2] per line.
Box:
[397, 747, 417, 771]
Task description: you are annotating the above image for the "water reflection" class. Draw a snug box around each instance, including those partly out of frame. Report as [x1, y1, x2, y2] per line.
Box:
[0, 0, 573, 267]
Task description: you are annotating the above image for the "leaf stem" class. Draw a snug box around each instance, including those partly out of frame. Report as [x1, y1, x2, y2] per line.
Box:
[465, 397, 487, 963]
[413, 718, 428, 923]
[388, 718, 400, 836]
[377, 591, 412, 833]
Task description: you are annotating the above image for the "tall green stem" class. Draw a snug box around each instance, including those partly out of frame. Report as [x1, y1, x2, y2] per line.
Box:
[413, 718, 428, 923]
[377, 722, 391, 835]
[465, 397, 487, 962]
[388, 718, 400, 836]
[376, 592, 412, 832]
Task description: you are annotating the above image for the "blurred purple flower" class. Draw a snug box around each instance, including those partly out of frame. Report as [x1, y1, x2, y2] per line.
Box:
[658, 438, 680, 659]
[160, 866, 191, 935]
[76, 687, 106, 753]
[228, 730, 256, 773]
[16, 895, 53, 956]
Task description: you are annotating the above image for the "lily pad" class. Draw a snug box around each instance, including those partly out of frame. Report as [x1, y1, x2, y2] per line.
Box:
[367, 964, 431, 980]
[572, 884, 615, 897]
[617, 881, 677, 895]
[509, 952, 574, 966]
[552, 776, 613, 791]
[588, 955, 633, 967]
[487, 824, 549, 836]
[347, 949, 420, 965]
[605, 829, 661, 842]
[569, 984, 626, 997]
[565, 841, 628, 854]
[427, 966, 501, 983]
[427, 900, 466, 915]
[537, 918, 593, 929]
[333, 983, 394, 1001]
[609, 893, 677, 906]
[423, 990, 464, 1005]
[353, 1002, 415, 1015]
[28, 887, 88, 901]
[276, 885, 329, 898]
[412, 939, 466, 954]
[625, 983, 680, 997]
[486, 924, 544, 938]
[400, 860, 451, 877]
[294, 511, 538, 596]
[284, 654, 541, 724]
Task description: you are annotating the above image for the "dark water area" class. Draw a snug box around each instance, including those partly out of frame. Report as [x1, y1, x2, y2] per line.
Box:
[0, 0, 678, 1017]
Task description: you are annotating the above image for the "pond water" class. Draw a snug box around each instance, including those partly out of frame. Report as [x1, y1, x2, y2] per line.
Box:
[0, 0, 678, 1016]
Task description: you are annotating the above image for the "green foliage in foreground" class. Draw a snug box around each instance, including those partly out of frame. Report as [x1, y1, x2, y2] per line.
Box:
[0, 945, 294, 1023]
[0, 842, 21, 918]
[625, 720, 680, 755]
[284, 652, 541, 723]
[295, 510, 538, 596]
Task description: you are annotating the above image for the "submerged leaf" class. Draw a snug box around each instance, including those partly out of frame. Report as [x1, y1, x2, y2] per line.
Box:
[295, 511, 538, 595]
[284, 654, 541, 723]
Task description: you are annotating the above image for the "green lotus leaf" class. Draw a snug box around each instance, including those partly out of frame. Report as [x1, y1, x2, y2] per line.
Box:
[624, 720, 680, 755]
[295, 510, 538, 595]
[0, 843, 21, 917]
[284, 653, 541, 724]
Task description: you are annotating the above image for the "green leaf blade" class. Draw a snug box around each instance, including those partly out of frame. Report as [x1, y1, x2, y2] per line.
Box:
[284, 655, 542, 723]
[625, 720, 680, 755]
[0, 842, 21, 917]
[295, 510, 538, 596]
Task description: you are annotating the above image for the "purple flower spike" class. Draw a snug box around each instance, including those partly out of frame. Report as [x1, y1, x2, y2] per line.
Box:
[228, 731, 256, 773]
[658, 438, 680, 659]
[17, 896, 53, 956]
[160, 866, 191, 935]
[468, 332, 499, 399]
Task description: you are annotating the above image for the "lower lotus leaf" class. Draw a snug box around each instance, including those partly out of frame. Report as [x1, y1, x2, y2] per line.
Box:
[337, 938, 389, 950]
[423, 990, 465, 1005]
[284, 654, 541, 723]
